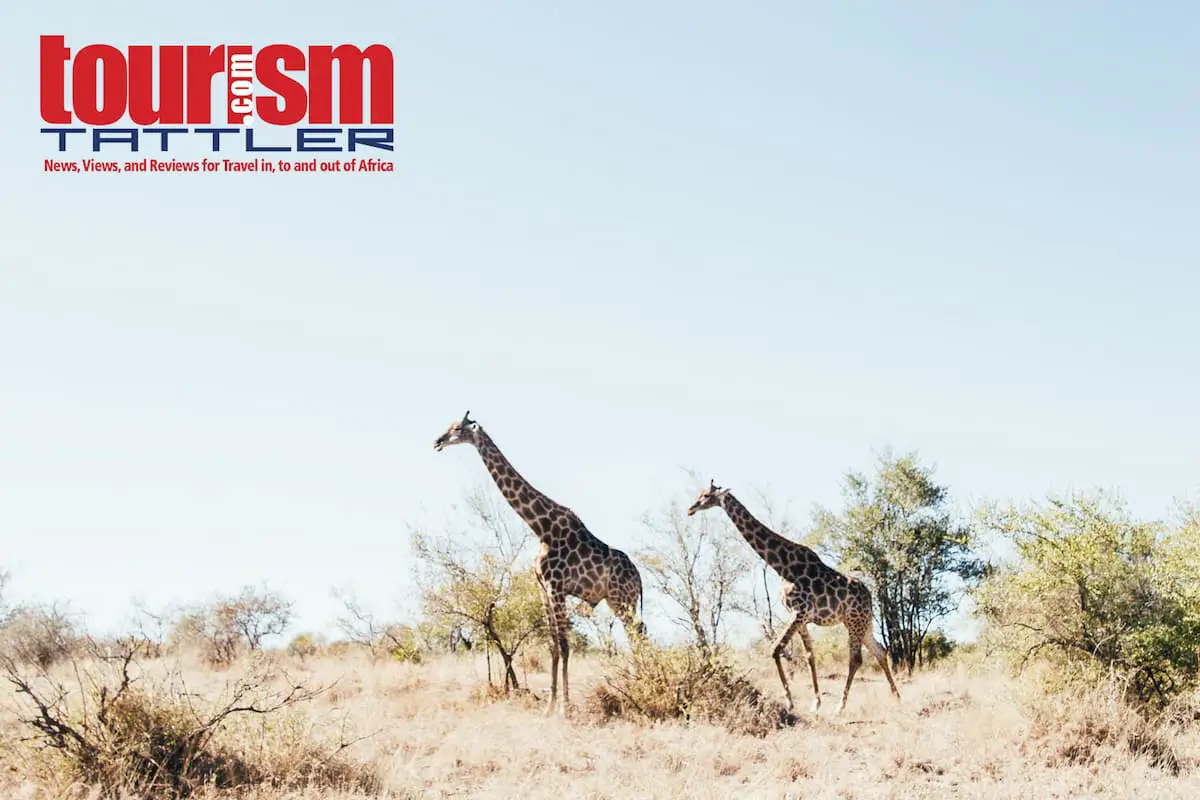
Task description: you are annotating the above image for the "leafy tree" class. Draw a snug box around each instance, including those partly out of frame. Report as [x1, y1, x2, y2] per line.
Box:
[977, 491, 1200, 707]
[813, 451, 982, 671]
[410, 487, 549, 692]
[1159, 500, 1200, 650]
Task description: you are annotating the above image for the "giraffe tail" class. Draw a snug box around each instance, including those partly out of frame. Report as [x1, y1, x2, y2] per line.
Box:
[636, 575, 647, 638]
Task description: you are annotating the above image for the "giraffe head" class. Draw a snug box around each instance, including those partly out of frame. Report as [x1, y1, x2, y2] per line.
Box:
[686, 479, 729, 516]
[434, 410, 481, 451]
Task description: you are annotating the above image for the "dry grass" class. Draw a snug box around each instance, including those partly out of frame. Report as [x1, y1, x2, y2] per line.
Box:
[1, 646, 1197, 799]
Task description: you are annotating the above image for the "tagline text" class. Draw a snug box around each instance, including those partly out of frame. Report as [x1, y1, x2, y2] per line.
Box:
[42, 157, 394, 174]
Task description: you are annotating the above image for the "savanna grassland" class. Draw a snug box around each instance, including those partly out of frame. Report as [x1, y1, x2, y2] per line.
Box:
[2, 469, 1197, 798]
[2, 640, 1197, 800]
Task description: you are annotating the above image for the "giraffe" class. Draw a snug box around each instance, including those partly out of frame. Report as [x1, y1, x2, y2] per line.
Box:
[434, 411, 646, 715]
[687, 480, 900, 715]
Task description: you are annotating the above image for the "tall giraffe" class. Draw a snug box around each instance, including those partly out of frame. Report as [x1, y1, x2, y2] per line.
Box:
[687, 480, 900, 715]
[434, 411, 645, 715]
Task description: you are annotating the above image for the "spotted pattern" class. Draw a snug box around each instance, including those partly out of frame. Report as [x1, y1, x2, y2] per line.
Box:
[688, 485, 901, 715]
[435, 413, 645, 715]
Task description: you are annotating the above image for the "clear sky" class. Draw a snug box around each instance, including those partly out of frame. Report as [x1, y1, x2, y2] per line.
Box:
[1, 2, 1196, 643]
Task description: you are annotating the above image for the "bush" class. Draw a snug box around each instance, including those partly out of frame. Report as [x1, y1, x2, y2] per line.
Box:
[332, 589, 442, 662]
[287, 632, 324, 659]
[978, 492, 1200, 708]
[921, 630, 956, 664]
[0, 603, 78, 668]
[383, 624, 424, 664]
[324, 640, 355, 658]
[171, 608, 241, 667]
[2, 638, 378, 798]
[171, 586, 293, 667]
[588, 643, 797, 737]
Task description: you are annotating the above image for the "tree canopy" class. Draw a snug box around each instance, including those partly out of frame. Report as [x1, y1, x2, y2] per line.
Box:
[813, 451, 982, 670]
[977, 491, 1200, 706]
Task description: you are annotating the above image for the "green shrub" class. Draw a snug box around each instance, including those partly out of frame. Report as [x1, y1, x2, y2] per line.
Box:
[384, 624, 425, 664]
[978, 492, 1200, 708]
[286, 632, 324, 659]
[921, 630, 956, 664]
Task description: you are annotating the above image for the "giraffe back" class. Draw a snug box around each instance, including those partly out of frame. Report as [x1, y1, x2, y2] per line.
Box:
[534, 512, 642, 614]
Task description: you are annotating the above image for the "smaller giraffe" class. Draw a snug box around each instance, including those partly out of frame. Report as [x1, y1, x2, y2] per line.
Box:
[435, 411, 646, 715]
[688, 480, 900, 715]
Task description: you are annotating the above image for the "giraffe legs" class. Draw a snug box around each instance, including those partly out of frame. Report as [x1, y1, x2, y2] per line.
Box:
[867, 630, 901, 702]
[770, 615, 806, 711]
[553, 592, 571, 714]
[541, 589, 570, 717]
[796, 626, 822, 713]
[835, 621, 901, 716]
[837, 631, 865, 716]
[540, 584, 561, 717]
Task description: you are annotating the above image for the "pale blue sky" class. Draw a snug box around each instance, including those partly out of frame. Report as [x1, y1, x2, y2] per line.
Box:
[1, 2, 1196, 643]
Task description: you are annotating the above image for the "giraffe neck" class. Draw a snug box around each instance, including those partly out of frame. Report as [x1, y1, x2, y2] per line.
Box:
[472, 428, 564, 538]
[719, 492, 806, 571]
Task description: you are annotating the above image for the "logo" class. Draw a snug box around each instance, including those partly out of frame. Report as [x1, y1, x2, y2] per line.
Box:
[39, 35, 396, 173]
